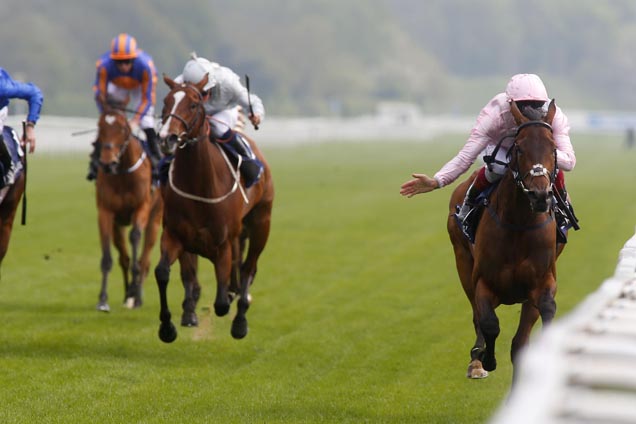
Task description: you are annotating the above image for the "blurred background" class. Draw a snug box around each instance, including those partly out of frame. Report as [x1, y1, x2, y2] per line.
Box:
[2, 0, 636, 120]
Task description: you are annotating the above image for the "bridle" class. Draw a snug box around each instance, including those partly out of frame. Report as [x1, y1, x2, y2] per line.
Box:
[99, 117, 147, 174]
[508, 121, 558, 195]
[161, 84, 207, 147]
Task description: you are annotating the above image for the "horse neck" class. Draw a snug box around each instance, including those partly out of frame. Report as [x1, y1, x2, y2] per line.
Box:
[492, 172, 546, 226]
[173, 133, 227, 192]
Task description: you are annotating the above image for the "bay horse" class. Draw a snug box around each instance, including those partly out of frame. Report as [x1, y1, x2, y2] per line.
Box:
[155, 74, 274, 342]
[0, 128, 25, 275]
[94, 109, 162, 311]
[448, 99, 565, 380]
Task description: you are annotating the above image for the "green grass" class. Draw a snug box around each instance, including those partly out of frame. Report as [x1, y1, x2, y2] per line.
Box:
[0, 134, 634, 423]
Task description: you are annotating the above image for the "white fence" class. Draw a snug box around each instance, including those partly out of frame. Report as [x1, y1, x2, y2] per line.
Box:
[7, 108, 636, 153]
[491, 230, 636, 424]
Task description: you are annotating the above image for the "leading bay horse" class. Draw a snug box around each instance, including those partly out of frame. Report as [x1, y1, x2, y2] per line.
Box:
[94, 109, 162, 311]
[448, 99, 565, 380]
[155, 74, 274, 342]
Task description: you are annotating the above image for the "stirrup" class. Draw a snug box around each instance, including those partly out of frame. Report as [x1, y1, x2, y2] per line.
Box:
[455, 202, 474, 222]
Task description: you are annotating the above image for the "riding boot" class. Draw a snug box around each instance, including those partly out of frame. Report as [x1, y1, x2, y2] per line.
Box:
[555, 186, 580, 231]
[222, 130, 264, 188]
[86, 141, 101, 181]
[0, 134, 10, 189]
[456, 180, 482, 222]
[143, 128, 161, 181]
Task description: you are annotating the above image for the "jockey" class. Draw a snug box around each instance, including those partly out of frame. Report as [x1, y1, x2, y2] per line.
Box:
[400, 74, 578, 228]
[174, 53, 264, 187]
[88, 33, 161, 181]
[0, 67, 43, 187]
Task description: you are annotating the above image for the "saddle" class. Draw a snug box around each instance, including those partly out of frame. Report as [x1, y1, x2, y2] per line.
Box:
[0, 126, 24, 189]
[455, 183, 579, 244]
[157, 135, 263, 189]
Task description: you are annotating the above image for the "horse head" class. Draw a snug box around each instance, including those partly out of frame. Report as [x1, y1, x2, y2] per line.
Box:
[159, 73, 209, 155]
[508, 99, 558, 213]
[97, 111, 132, 175]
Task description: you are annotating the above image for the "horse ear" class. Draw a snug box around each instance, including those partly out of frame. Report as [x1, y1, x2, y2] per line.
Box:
[195, 73, 209, 93]
[545, 99, 556, 124]
[509, 100, 527, 125]
[163, 73, 177, 89]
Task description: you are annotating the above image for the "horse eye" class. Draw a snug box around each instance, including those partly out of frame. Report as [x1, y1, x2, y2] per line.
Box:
[190, 103, 197, 110]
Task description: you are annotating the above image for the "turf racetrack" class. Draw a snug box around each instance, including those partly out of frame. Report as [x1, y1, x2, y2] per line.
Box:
[0, 134, 634, 423]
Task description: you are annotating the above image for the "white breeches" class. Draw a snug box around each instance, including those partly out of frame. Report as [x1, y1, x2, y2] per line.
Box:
[106, 83, 155, 129]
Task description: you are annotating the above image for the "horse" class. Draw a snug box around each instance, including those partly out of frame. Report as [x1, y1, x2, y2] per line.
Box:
[94, 109, 163, 311]
[155, 74, 274, 342]
[448, 99, 565, 380]
[0, 127, 25, 275]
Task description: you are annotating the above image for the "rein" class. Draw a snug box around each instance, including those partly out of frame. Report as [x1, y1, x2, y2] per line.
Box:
[168, 143, 248, 204]
[101, 134, 147, 174]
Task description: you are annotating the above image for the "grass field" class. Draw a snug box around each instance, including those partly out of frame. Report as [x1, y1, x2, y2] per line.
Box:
[0, 133, 634, 423]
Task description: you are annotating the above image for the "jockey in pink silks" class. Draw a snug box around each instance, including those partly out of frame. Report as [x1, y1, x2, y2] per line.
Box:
[400, 73, 578, 230]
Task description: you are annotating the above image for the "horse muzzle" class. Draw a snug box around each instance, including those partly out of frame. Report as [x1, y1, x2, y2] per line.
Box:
[526, 188, 553, 213]
[160, 134, 179, 155]
[99, 161, 119, 175]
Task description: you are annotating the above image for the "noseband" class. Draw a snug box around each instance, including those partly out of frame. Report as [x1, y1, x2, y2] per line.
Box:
[509, 120, 558, 195]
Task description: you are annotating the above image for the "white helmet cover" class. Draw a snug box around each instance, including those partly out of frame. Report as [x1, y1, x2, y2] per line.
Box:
[182, 56, 218, 91]
[505, 74, 549, 102]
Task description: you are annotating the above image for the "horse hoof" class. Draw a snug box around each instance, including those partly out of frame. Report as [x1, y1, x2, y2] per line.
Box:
[467, 360, 489, 379]
[180, 313, 199, 327]
[483, 358, 497, 372]
[214, 302, 230, 317]
[468, 368, 489, 379]
[96, 302, 110, 312]
[158, 322, 178, 343]
[124, 297, 136, 309]
[231, 316, 248, 339]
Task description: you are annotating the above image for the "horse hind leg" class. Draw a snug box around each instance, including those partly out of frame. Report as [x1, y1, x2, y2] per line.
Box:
[111, 224, 132, 308]
[179, 252, 200, 327]
[510, 301, 540, 383]
[96, 212, 115, 312]
[126, 225, 143, 308]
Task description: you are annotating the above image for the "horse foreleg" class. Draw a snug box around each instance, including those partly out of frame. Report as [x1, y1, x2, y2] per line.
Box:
[232, 204, 272, 339]
[139, 194, 162, 284]
[212, 242, 233, 318]
[97, 210, 115, 312]
[475, 280, 500, 373]
[179, 252, 200, 327]
[155, 231, 182, 343]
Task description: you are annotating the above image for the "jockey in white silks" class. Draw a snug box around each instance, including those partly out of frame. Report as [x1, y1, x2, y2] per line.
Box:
[173, 54, 265, 187]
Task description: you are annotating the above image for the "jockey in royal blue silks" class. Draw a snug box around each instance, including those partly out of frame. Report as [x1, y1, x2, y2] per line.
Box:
[88, 33, 161, 181]
[0, 67, 43, 188]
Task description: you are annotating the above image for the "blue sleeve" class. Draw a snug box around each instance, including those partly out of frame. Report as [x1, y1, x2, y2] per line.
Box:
[0, 73, 44, 123]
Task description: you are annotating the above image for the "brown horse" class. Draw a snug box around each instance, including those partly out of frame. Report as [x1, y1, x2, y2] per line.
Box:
[0, 130, 25, 274]
[155, 74, 274, 342]
[448, 100, 564, 380]
[94, 109, 162, 311]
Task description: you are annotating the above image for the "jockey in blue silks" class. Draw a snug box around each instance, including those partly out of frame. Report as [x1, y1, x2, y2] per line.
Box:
[0, 67, 43, 187]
